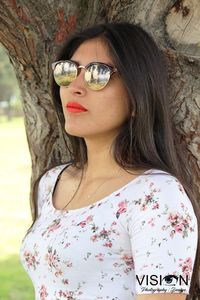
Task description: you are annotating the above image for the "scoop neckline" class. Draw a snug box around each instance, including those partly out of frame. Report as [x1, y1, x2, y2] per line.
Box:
[49, 163, 153, 214]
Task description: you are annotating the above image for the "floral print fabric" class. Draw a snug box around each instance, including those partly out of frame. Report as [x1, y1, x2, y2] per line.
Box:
[20, 163, 198, 300]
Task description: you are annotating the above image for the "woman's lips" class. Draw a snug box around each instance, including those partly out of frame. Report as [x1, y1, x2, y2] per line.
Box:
[66, 102, 88, 113]
[66, 107, 88, 113]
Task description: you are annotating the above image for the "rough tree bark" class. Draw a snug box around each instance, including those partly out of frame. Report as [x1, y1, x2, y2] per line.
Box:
[0, 0, 199, 235]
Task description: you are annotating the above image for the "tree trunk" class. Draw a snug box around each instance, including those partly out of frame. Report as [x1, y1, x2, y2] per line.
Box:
[0, 1, 199, 291]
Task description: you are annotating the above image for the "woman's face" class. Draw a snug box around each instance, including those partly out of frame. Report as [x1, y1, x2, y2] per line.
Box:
[59, 38, 130, 140]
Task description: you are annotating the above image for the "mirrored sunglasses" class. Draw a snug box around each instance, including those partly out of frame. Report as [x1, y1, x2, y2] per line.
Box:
[52, 60, 118, 91]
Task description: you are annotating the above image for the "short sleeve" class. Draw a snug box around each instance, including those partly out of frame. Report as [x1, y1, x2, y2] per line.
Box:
[126, 174, 198, 295]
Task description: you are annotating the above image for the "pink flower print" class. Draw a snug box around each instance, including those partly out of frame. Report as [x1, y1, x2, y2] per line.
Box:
[64, 260, 73, 268]
[45, 248, 59, 268]
[55, 269, 63, 277]
[135, 183, 160, 211]
[118, 201, 126, 209]
[23, 243, 40, 270]
[167, 212, 193, 238]
[64, 242, 71, 248]
[168, 214, 178, 223]
[77, 215, 93, 227]
[145, 194, 153, 203]
[58, 290, 63, 297]
[24, 251, 40, 270]
[90, 234, 98, 242]
[86, 215, 93, 222]
[100, 228, 108, 237]
[78, 221, 87, 228]
[114, 254, 134, 274]
[39, 285, 48, 300]
[45, 247, 63, 277]
[152, 202, 159, 210]
[177, 182, 184, 193]
[58, 290, 71, 298]
[95, 253, 105, 261]
[116, 201, 127, 219]
[111, 221, 117, 226]
[91, 227, 113, 248]
[148, 217, 155, 227]
[62, 278, 69, 285]
[174, 223, 184, 233]
[179, 257, 193, 277]
[141, 203, 147, 211]
[42, 219, 61, 237]
[169, 230, 176, 238]
[181, 202, 185, 209]
[123, 254, 135, 273]
[91, 225, 99, 232]
[58, 290, 79, 299]
[103, 241, 112, 248]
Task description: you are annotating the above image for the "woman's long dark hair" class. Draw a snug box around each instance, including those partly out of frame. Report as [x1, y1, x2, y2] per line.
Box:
[30, 22, 200, 298]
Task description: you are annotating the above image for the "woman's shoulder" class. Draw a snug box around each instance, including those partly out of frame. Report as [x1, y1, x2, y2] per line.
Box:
[142, 169, 189, 195]
[122, 169, 197, 230]
[125, 168, 194, 212]
[37, 162, 73, 188]
[124, 168, 191, 205]
[140, 168, 183, 186]
[44, 161, 73, 178]
[146, 169, 187, 192]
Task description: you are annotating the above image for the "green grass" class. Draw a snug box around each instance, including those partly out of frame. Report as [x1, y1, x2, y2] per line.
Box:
[0, 116, 34, 300]
[0, 255, 33, 300]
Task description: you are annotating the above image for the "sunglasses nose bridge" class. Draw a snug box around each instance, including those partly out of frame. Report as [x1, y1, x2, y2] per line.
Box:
[77, 65, 86, 71]
[69, 65, 86, 91]
[76, 65, 86, 78]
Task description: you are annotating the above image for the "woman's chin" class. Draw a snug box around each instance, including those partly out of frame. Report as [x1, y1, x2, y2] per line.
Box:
[64, 125, 86, 137]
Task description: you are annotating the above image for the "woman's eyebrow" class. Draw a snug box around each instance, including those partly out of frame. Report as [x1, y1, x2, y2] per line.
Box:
[69, 58, 79, 64]
[71, 59, 80, 63]
[70, 58, 114, 66]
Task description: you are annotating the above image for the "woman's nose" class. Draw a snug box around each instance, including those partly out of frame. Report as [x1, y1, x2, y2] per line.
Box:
[68, 69, 87, 95]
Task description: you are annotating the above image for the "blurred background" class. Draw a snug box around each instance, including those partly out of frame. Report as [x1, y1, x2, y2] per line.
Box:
[0, 45, 34, 299]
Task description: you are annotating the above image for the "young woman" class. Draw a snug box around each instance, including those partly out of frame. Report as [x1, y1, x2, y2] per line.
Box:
[20, 22, 199, 300]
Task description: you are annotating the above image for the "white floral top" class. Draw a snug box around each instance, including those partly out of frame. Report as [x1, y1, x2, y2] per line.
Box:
[20, 163, 198, 300]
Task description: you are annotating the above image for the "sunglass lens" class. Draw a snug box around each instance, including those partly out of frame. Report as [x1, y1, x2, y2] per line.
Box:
[53, 61, 77, 86]
[85, 64, 111, 90]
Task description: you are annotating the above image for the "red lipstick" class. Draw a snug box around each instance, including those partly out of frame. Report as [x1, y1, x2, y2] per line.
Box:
[66, 102, 88, 113]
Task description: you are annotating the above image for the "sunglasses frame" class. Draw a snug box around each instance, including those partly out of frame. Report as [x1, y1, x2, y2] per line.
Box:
[51, 59, 118, 90]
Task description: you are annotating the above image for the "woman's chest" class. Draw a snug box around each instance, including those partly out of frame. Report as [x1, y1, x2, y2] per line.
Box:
[20, 205, 132, 274]
[52, 171, 140, 211]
